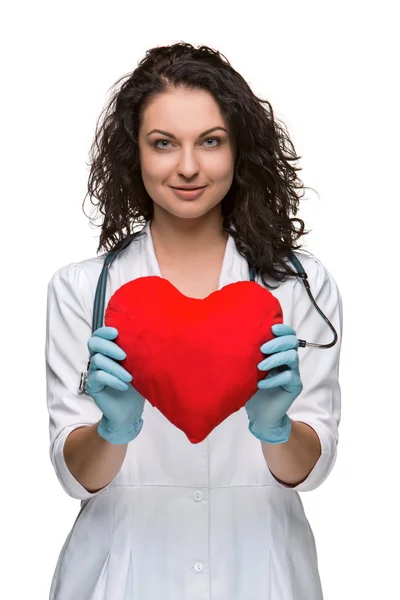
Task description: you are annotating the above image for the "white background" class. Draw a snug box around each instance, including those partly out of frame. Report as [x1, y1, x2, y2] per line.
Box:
[2, 1, 398, 598]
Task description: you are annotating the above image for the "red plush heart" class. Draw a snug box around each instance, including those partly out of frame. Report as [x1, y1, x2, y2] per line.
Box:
[105, 276, 283, 444]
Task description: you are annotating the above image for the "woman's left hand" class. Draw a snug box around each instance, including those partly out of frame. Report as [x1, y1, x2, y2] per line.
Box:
[245, 323, 303, 444]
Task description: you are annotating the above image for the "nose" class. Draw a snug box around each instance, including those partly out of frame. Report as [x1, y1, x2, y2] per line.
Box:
[175, 146, 201, 178]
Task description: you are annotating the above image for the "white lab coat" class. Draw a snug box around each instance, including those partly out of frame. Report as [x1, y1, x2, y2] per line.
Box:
[45, 220, 343, 600]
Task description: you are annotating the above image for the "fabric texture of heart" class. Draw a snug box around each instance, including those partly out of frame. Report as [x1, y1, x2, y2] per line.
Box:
[104, 276, 283, 444]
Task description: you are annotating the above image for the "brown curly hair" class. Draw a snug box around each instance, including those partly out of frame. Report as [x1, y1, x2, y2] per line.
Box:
[83, 41, 316, 289]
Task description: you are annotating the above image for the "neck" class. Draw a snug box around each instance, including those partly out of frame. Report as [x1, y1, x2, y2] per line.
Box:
[149, 211, 228, 261]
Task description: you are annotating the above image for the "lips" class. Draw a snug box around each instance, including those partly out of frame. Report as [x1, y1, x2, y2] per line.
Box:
[170, 186, 207, 200]
[172, 186, 205, 190]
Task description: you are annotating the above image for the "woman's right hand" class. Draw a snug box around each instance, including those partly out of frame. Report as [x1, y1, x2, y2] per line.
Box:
[86, 326, 145, 444]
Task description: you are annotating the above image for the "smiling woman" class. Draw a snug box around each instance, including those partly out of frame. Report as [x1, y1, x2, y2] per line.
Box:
[46, 41, 343, 600]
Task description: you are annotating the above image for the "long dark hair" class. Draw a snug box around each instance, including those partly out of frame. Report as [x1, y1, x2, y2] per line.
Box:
[83, 42, 316, 289]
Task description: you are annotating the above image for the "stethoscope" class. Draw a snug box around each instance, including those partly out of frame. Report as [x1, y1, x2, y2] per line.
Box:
[78, 233, 338, 394]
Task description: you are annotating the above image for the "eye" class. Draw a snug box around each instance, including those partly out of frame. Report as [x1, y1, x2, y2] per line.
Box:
[203, 137, 221, 147]
[153, 137, 222, 150]
[154, 139, 173, 149]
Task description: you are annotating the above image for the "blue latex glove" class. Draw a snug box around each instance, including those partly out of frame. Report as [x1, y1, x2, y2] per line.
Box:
[245, 323, 303, 444]
[86, 326, 146, 444]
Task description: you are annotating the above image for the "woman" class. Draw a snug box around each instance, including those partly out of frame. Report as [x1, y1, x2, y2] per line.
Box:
[45, 42, 343, 599]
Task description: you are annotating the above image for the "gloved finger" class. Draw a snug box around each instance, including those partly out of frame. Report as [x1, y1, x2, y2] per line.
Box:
[90, 353, 133, 383]
[257, 368, 293, 390]
[93, 326, 119, 339]
[260, 334, 299, 354]
[258, 348, 299, 371]
[85, 370, 106, 394]
[87, 369, 129, 392]
[88, 335, 127, 360]
[271, 323, 296, 336]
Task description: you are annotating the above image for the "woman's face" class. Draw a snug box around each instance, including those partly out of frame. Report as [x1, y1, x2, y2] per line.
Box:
[138, 86, 236, 221]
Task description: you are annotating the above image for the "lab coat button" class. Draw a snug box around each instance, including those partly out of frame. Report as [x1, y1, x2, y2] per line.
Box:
[193, 490, 203, 502]
[193, 561, 204, 573]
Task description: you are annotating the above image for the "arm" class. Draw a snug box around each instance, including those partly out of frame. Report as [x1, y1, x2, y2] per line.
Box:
[46, 263, 128, 499]
[261, 256, 343, 492]
[261, 420, 321, 487]
[64, 423, 128, 493]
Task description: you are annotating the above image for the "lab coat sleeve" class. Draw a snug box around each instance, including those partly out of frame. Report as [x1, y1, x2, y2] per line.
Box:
[45, 262, 118, 500]
[272, 254, 343, 492]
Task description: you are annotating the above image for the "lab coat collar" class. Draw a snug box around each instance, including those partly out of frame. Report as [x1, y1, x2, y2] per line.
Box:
[139, 219, 251, 288]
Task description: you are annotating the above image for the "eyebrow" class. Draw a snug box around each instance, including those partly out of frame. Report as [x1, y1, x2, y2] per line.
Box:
[146, 126, 228, 139]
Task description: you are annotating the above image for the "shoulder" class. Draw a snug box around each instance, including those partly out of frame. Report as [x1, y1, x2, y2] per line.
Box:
[288, 249, 341, 293]
[47, 228, 147, 291]
[46, 253, 106, 307]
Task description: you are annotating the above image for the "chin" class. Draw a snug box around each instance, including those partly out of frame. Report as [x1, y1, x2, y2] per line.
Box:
[153, 196, 221, 217]
[169, 202, 222, 219]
